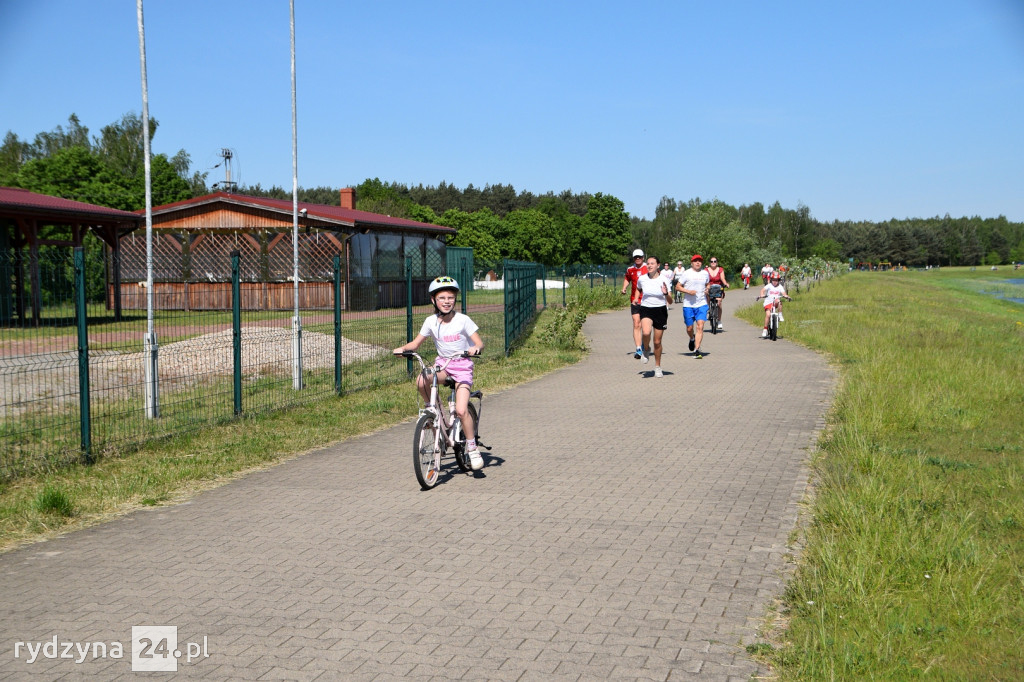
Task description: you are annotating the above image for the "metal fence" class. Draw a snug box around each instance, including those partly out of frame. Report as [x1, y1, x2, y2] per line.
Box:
[1, 245, 562, 480]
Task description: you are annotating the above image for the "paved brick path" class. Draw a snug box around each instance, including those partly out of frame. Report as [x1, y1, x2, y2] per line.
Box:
[0, 287, 834, 680]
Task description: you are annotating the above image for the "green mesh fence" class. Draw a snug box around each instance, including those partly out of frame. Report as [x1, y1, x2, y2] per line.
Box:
[2, 240, 617, 480]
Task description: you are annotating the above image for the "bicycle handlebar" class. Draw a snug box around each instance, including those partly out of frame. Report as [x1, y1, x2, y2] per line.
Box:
[393, 351, 479, 373]
[394, 350, 477, 359]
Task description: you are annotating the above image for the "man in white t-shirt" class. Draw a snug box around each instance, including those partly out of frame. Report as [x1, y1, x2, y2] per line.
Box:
[674, 254, 711, 359]
[660, 262, 675, 305]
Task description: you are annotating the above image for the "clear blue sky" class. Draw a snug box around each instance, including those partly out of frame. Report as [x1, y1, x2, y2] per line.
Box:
[2, 0, 1023, 222]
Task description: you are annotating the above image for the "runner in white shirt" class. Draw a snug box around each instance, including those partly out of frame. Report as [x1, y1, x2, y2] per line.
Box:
[660, 262, 675, 305]
[675, 254, 711, 359]
[633, 256, 671, 377]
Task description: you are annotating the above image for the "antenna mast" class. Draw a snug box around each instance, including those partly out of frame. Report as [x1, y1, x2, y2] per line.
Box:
[215, 148, 236, 192]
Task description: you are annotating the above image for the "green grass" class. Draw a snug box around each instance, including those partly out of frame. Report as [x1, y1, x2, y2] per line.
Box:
[738, 267, 1024, 680]
[33, 486, 75, 517]
[0, 284, 621, 551]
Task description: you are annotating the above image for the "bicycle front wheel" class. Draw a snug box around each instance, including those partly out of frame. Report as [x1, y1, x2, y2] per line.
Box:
[710, 303, 720, 334]
[413, 414, 441, 490]
[769, 313, 778, 341]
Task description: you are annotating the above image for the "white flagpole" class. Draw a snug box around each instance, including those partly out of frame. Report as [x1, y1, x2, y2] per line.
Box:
[290, 0, 302, 389]
[137, 0, 159, 417]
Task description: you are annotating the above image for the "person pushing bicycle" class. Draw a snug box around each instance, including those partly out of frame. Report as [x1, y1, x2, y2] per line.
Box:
[393, 276, 485, 471]
[757, 272, 791, 338]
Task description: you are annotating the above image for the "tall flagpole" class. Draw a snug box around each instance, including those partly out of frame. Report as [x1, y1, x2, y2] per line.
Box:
[137, 0, 159, 417]
[290, 0, 303, 389]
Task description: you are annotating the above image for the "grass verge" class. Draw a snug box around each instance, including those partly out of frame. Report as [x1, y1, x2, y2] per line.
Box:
[738, 268, 1024, 680]
[0, 289, 623, 553]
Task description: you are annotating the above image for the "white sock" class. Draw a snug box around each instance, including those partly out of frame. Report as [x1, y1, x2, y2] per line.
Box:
[467, 439, 476, 449]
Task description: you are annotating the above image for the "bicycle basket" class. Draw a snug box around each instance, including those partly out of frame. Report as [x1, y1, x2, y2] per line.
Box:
[708, 284, 724, 298]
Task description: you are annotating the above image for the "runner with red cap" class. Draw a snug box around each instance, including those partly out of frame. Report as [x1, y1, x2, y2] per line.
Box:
[674, 254, 711, 358]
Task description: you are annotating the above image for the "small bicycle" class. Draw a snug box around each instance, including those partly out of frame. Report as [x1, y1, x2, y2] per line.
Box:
[756, 295, 792, 341]
[395, 351, 488, 490]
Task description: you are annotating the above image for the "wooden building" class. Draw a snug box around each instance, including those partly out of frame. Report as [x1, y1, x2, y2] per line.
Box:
[116, 189, 456, 311]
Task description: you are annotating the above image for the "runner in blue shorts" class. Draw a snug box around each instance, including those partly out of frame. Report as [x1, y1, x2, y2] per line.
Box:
[674, 254, 711, 359]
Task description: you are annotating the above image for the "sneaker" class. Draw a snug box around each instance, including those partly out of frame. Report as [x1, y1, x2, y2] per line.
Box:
[654, 367, 663, 378]
[688, 338, 695, 352]
[779, 314, 784, 322]
[717, 324, 724, 331]
[641, 350, 650, 364]
[761, 329, 768, 338]
[634, 347, 643, 359]
[467, 448, 484, 471]
[694, 349, 703, 359]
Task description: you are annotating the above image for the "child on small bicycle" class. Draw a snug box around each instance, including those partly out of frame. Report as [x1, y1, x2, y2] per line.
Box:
[392, 276, 485, 470]
[758, 272, 791, 338]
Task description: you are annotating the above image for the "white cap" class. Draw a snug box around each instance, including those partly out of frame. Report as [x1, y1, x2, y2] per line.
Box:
[632, 249, 644, 258]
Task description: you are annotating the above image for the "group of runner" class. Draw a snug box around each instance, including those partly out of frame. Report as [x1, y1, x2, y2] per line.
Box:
[621, 250, 795, 375]
[620, 250, 731, 376]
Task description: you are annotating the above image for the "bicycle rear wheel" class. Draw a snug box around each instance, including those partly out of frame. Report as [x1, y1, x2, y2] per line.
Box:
[452, 403, 479, 472]
[413, 414, 441, 490]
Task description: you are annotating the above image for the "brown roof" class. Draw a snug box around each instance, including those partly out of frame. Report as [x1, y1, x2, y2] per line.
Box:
[144, 192, 455, 234]
[0, 186, 142, 224]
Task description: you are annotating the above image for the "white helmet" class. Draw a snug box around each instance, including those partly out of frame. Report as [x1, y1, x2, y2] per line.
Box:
[428, 276, 460, 294]
[632, 249, 644, 258]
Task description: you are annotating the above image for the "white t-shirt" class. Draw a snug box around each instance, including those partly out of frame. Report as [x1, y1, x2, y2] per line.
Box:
[761, 265, 774, 277]
[637, 273, 670, 308]
[679, 268, 710, 308]
[762, 283, 787, 306]
[419, 312, 479, 357]
[661, 268, 675, 289]
[741, 266, 752, 277]
[673, 265, 686, 281]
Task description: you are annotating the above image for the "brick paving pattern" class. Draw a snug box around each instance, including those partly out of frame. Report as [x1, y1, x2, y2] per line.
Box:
[0, 287, 834, 680]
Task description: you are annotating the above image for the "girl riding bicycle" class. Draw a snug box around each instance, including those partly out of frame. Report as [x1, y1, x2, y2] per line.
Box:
[393, 276, 485, 470]
[758, 272, 791, 338]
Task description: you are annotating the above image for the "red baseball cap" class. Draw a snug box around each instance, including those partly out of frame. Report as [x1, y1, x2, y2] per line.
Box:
[691, 254, 703, 262]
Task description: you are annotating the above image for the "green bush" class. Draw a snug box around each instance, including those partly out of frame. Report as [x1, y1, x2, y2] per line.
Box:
[542, 305, 589, 350]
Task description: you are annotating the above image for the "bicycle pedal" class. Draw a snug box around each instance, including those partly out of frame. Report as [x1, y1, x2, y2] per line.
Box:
[476, 438, 492, 451]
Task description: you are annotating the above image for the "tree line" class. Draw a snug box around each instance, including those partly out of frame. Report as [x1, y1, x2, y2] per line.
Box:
[4, 114, 1023, 272]
[1, 114, 206, 211]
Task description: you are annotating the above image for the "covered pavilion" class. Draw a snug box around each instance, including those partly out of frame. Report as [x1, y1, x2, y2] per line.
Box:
[0, 187, 142, 324]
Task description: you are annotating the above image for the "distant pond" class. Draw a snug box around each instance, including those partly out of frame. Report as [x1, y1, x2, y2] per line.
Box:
[983, 278, 1024, 305]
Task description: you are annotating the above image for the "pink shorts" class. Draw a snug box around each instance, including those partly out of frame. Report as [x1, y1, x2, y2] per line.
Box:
[437, 356, 474, 386]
